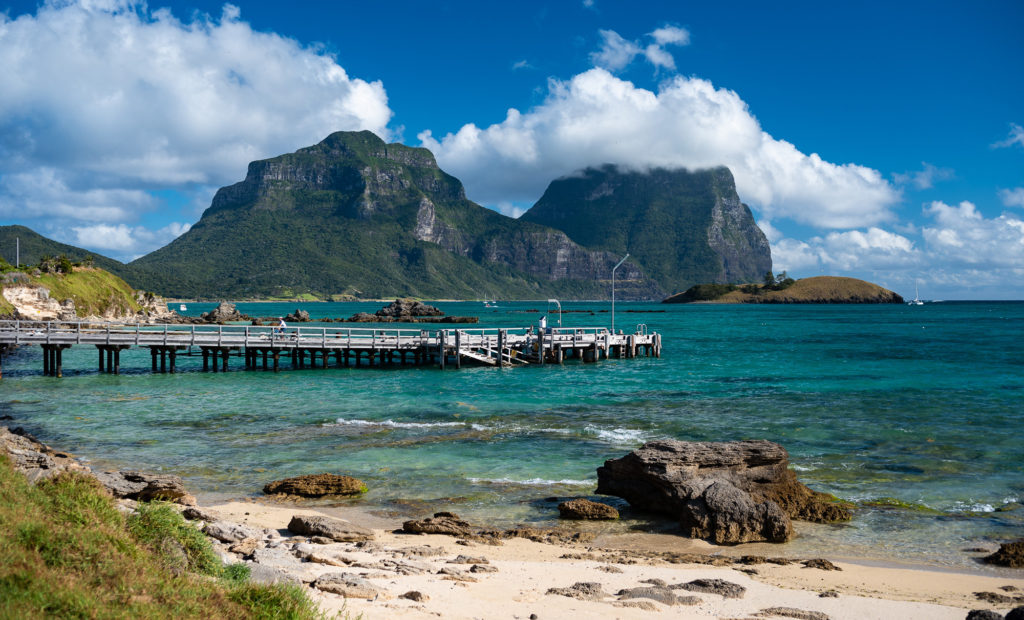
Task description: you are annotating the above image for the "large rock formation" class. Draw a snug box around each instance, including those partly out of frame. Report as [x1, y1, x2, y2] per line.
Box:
[521, 165, 772, 295]
[596, 440, 851, 544]
[128, 131, 658, 300]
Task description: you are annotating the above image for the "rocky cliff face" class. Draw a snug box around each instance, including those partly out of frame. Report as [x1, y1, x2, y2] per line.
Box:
[521, 165, 772, 295]
[129, 131, 662, 299]
[128, 133, 770, 300]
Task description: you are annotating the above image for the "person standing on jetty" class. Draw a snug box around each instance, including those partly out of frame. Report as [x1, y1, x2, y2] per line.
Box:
[275, 317, 286, 336]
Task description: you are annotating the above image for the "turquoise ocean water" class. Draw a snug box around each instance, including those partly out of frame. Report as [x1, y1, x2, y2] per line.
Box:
[2, 301, 1022, 569]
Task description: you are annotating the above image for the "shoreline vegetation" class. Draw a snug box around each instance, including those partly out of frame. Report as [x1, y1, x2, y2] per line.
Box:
[3, 427, 1022, 619]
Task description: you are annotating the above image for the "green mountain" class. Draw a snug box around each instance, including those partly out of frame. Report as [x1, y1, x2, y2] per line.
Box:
[128, 131, 659, 299]
[0, 225, 128, 275]
[5, 133, 775, 301]
[520, 165, 772, 295]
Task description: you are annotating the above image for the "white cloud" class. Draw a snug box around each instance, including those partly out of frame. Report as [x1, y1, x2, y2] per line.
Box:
[1000, 187, 1024, 208]
[590, 26, 689, 73]
[590, 30, 641, 71]
[993, 123, 1024, 148]
[757, 220, 783, 244]
[70, 221, 191, 255]
[770, 203, 1024, 296]
[922, 201, 1024, 269]
[420, 68, 899, 229]
[0, 0, 392, 250]
[893, 162, 954, 189]
[0, 168, 157, 222]
[512, 59, 533, 70]
[650, 25, 690, 46]
[494, 201, 527, 218]
[772, 227, 918, 273]
[643, 44, 677, 71]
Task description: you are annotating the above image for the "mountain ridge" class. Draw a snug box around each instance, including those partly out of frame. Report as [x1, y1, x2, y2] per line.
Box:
[5, 132, 775, 300]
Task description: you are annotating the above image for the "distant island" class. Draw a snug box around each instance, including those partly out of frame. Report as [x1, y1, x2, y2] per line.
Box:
[662, 275, 904, 304]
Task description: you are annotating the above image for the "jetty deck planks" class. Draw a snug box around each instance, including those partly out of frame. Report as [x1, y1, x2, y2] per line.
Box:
[0, 320, 661, 376]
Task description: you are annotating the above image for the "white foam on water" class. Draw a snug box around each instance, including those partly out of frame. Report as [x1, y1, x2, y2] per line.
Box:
[467, 477, 596, 486]
[583, 425, 649, 445]
[952, 501, 995, 513]
[327, 417, 470, 430]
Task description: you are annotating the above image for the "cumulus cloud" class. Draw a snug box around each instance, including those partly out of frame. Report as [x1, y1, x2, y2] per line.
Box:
[1000, 187, 1024, 208]
[0, 0, 391, 251]
[992, 123, 1024, 148]
[419, 68, 899, 229]
[922, 201, 1024, 269]
[770, 202, 1024, 295]
[893, 162, 954, 189]
[771, 227, 917, 273]
[0, 168, 157, 222]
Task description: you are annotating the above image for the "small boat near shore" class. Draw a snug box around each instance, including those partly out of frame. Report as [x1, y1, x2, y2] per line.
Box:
[908, 282, 924, 306]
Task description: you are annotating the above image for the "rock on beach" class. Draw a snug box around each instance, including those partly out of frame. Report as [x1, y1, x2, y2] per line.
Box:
[287, 515, 375, 542]
[596, 440, 851, 544]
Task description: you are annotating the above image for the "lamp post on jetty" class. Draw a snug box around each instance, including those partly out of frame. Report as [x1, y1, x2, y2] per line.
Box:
[611, 253, 629, 334]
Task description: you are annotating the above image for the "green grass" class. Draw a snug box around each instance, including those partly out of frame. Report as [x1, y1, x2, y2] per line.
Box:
[34, 267, 144, 317]
[0, 454, 328, 619]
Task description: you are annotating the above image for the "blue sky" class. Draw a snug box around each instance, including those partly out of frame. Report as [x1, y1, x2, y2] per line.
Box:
[1, 0, 1022, 298]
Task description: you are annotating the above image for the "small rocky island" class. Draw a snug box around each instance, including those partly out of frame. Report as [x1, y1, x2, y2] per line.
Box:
[346, 299, 477, 323]
[663, 275, 904, 304]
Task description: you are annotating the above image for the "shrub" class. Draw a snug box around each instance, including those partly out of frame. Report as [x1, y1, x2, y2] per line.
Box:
[676, 283, 738, 302]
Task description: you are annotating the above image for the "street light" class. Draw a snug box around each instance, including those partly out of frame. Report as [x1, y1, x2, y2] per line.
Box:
[611, 253, 629, 334]
[546, 299, 561, 327]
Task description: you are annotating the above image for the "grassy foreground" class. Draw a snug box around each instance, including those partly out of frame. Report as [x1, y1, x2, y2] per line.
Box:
[0, 455, 327, 619]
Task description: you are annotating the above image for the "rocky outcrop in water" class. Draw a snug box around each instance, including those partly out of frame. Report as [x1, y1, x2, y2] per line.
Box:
[377, 299, 443, 318]
[198, 301, 250, 323]
[283, 309, 311, 322]
[263, 473, 367, 497]
[596, 440, 852, 544]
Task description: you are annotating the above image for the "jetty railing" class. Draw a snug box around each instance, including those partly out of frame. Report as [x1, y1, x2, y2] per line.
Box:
[0, 319, 661, 377]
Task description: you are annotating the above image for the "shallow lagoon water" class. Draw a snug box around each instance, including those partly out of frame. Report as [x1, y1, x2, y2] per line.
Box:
[2, 300, 1022, 569]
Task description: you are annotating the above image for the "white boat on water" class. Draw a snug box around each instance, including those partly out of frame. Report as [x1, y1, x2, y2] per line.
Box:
[179, 304, 188, 311]
[908, 283, 924, 306]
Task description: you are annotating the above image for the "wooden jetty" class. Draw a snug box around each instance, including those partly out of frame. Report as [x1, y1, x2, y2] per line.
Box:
[0, 320, 661, 378]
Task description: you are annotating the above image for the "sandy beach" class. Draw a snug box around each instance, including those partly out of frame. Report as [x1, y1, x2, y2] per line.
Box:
[209, 499, 1024, 620]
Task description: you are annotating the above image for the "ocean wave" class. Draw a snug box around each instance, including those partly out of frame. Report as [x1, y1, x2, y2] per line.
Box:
[326, 417, 483, 430]
[324, 418, 648, 445]
[467, 477, 596, 486]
